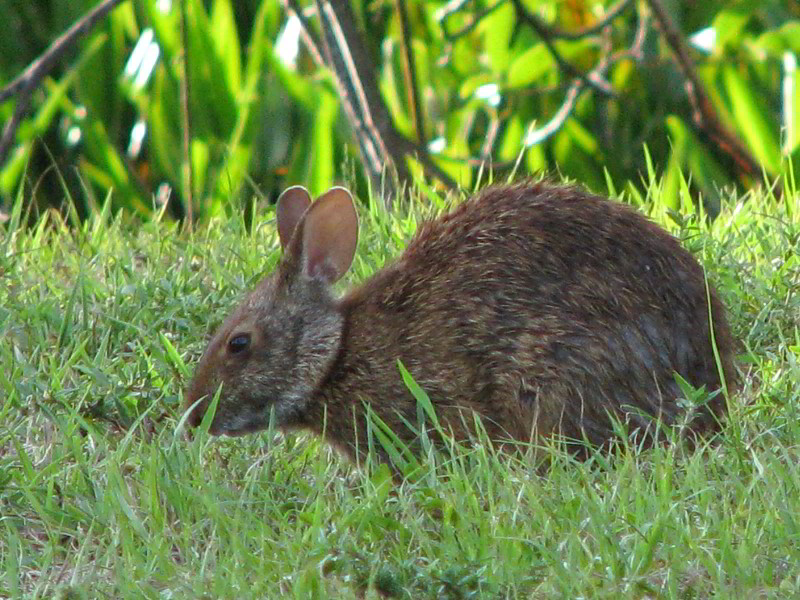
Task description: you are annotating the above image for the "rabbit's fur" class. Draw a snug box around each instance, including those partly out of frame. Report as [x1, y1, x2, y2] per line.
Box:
[185, 181, 736, 460]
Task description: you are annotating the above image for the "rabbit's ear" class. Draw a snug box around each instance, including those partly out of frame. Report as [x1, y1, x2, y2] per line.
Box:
[300, 187, 358, 283]
[277, 186, 312, 249]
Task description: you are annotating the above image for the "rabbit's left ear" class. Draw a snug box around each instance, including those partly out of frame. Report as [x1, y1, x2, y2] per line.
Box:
[298, 187, 358, 283]
[276, 186, 312, 249]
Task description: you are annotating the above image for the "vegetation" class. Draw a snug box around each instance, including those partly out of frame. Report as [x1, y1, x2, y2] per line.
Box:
[1, 0, 799, 220]
[1, 174, 798, 598]
[1, 1, 798, 597]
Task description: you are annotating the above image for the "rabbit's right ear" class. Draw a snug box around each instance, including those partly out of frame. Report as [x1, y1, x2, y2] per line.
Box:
[277, 186, 312, 249]
[297, 187, 358, 284]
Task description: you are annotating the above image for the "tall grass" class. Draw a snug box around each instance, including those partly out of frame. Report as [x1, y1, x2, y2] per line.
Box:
[1, 181, 798, 598]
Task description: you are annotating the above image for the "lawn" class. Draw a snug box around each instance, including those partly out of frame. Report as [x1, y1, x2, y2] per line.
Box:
[1, 179, 798, 599]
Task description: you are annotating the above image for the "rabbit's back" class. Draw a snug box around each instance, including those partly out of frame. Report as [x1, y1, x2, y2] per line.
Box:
[329, 182, 734, 449]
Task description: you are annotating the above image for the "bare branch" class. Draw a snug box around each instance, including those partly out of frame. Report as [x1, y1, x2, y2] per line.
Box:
[521, 8, 649, 149]
[284, 1, 457, 197]
[645, 0, 769, 186]
[535, 0, 633, 41]
[288, 1, 390, 191]
[443, 0, 632, 42]
[510, 0, 614, 96]
[313, 0, 456, 204]
[479, 117, 501, 165]
[0, 0, 127, 166]
[316, 0, 400, 195]
[455, 8, 647, 171]
[523, 80, 583, 147]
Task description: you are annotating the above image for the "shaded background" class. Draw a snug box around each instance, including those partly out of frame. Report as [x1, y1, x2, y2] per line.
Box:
[1, 0, 798, 222]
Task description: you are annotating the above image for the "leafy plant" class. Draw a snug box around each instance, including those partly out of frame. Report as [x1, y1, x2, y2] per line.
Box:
[1, 1, 798, 220]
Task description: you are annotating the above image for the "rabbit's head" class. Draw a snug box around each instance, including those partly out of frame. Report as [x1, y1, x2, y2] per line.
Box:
[185, 186, 358, 435]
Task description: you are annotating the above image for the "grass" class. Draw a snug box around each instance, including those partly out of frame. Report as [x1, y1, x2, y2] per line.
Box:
[1, 178, 798, 599]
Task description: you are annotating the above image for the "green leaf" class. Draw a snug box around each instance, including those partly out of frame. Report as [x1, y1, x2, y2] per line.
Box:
[451, 37, 479, 75]
[553, 121, 604, 191]
[722, 64, 781, 172]
[499, 115, 524, 162]
[211, 0, 242, 95]
[0, 144, 32, 197]
[213, 144, 252, 208]
[458, 74, 495, 101]
[665, 114, 729, 207]
[263, 39, 318, 112]
[711, 8, 752, 52]
[77, 4, 134, 131]
[186, 0, 237, 135]
[756, 21, 800, 57]
[144, 67, 182, 184]
[661, 153, 684, 212]
[143, 0, 180, 56]
[507, 43, 554, 89]
[480, 3, 515, 73]
[525, 143, 547, 174]
[564, 118, 599, 156]
[191, 139, 210, 198]
[784, 54, 800, 155]
[397, 360, 441, 431]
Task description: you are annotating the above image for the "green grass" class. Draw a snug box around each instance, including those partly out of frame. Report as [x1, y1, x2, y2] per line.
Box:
[1, 180, 798, 599]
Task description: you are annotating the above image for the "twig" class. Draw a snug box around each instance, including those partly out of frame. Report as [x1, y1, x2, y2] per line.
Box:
[0, 0, 127, 166]
[531, 0, 632, 41]
[316, 0, 399, 197]
[645, 0, 768, 185]
[314, 0, 456, 204]
[510, 0, 614, 96]
[524, 7, 648, 147]
[179, 0, 194, 226]
[286, 0, 400, 195]
[443, 0, 632, 42]
[479, 117, 501, 165]
[442, 2, 505, 41]
[434, 0, 471, 22]
[523, 80, 583, 147]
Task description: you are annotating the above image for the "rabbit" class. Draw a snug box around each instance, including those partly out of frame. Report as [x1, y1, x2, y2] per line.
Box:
[184, 181, 736, 462]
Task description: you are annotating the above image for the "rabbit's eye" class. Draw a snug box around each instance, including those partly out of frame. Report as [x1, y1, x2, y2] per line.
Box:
[228, 333, 251, 354]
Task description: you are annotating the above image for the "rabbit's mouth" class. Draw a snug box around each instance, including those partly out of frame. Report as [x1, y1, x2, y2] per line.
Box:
[211, 408, 269, 437]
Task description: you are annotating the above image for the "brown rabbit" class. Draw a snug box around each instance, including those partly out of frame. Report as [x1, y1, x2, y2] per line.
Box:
[185, 181, 736, 461]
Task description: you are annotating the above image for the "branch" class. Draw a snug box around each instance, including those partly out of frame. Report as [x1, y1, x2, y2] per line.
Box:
[443, 0, 632, 42]
[523, 7, 648, 147]
[645, 0, 769, 186]
[523, 79, 583, 148]
[314, 0, 456, 206]
[479, 117, 501, 166]
[530, 0, 632, 41]
[441, 2, 505, 41]
[0, 0, 127, 166]
[510, 0, 616, 96]
[316, 0, 404, 197]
